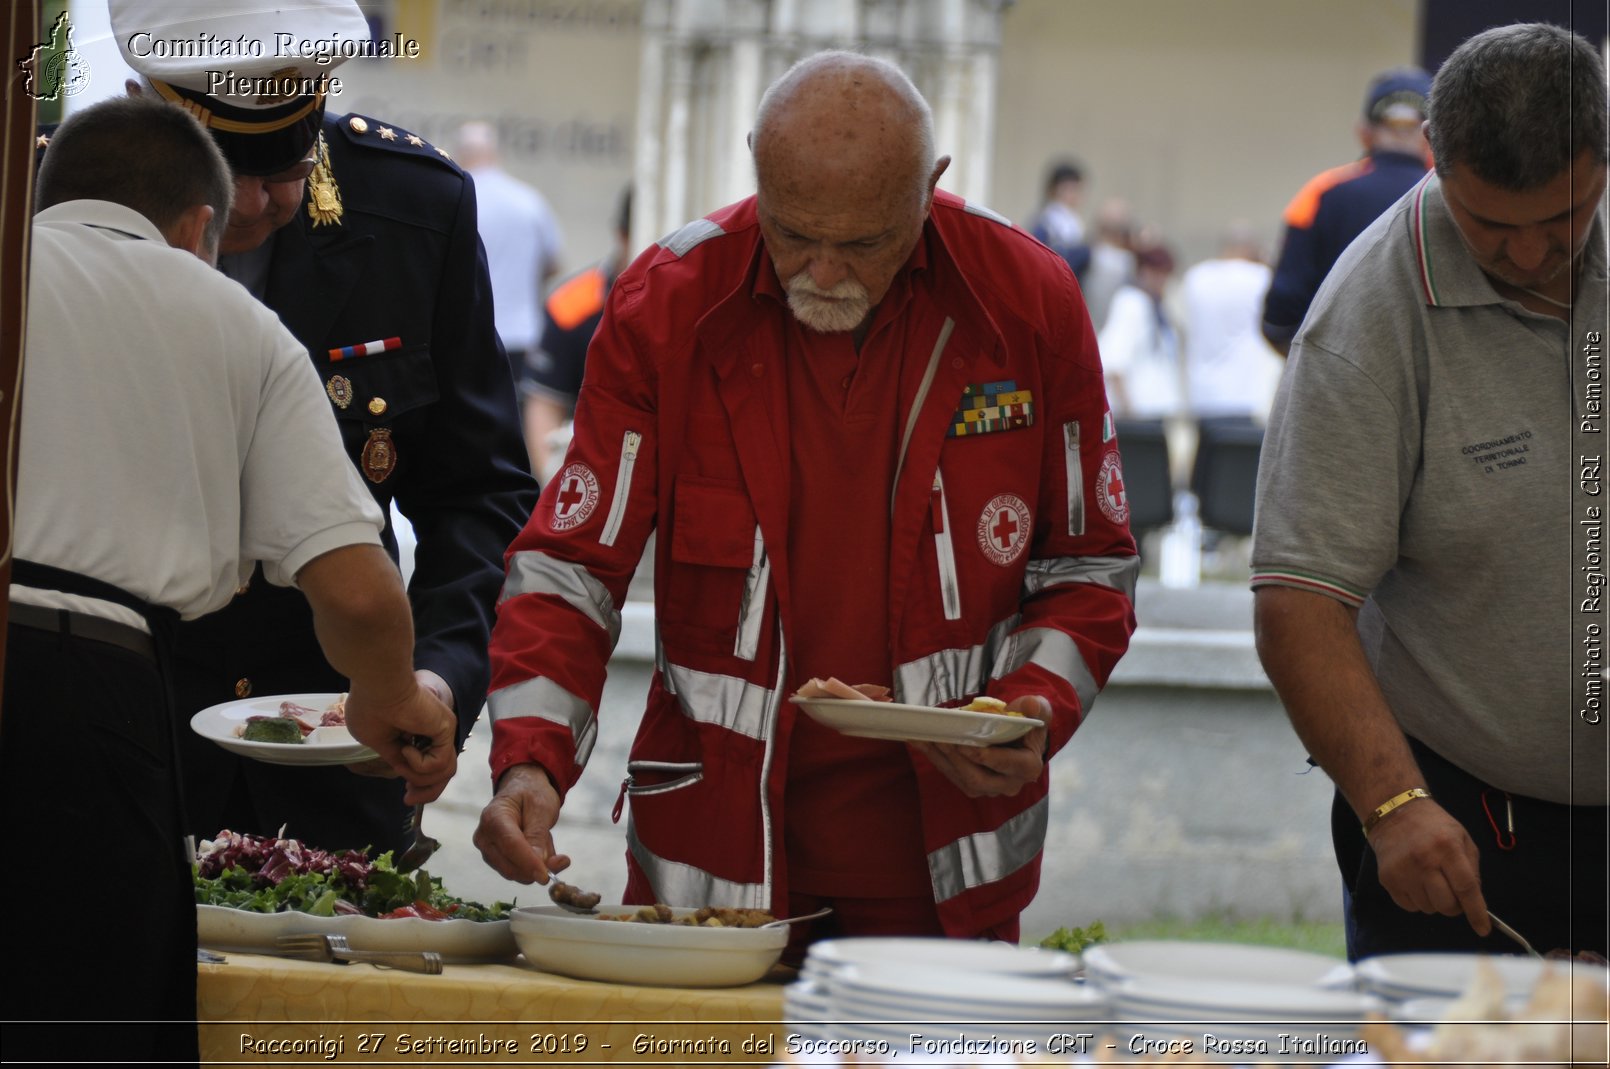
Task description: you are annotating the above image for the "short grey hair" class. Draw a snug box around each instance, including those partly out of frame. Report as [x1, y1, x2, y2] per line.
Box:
[753, 50, 937, 181]
[1427, 22, 1608, 189]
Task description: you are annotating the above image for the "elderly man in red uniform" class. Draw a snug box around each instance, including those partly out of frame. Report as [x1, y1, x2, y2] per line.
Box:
[476, 51, 1138, 945]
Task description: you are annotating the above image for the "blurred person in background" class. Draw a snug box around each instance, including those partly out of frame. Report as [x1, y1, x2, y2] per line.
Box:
[1080, 197, 1137, 332]
[455, 117, 566, 473]
[1027, 159, 1091, 279]
[1253, 24, 1606, 960]
[524, 187, 634, 483]
[1099, 240, 1183, 420]
[1180, 223, 1281, 427]
[6, 95, 456, 1062]
[113, 0, 537, 858]
[1262, 67, 1432, 354]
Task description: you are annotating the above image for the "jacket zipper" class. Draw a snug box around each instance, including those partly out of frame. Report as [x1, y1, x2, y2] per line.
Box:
[733, 525, 769, 661]
[599, 429, 641, 547]
[931, 469, 962, 620]
[1064, 420, 1085, 536]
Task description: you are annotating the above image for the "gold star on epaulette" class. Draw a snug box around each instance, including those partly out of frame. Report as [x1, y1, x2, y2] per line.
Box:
[405, 134, 424, 148]
[379, 126, 397, 141]
[435, 146, 452, 160]
[36, 134, 49, 149]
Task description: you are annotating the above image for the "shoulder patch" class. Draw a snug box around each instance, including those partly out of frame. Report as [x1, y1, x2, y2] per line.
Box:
[961, 200, 1012, 228]
[1283, 159, 1373, 229]
[333, 114, 462, 174]
[657, 218, 725, 257]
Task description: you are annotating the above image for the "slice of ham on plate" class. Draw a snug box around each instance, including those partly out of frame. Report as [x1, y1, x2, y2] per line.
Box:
[794, 677, 892, 702]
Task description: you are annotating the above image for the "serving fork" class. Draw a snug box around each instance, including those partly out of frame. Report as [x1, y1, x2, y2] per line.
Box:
[275, 933, 443, 974]
[396, 803, 441, 873]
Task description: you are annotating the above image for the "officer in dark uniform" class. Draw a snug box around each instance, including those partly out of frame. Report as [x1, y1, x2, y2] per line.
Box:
[112, 0, 539, 854]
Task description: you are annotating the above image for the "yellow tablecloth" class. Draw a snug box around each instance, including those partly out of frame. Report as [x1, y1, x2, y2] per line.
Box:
[199, 953, 788, 1065]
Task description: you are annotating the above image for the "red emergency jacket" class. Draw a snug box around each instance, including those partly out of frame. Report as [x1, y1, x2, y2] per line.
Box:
[488, 191, 1139, 936]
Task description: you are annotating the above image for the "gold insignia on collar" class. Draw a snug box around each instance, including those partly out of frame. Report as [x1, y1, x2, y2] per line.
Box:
[405, 134, 424, 147]
[306, 130, 342, 228]
[379, 126, 397, 141]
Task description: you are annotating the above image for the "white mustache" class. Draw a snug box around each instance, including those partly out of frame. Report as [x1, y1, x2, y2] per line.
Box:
[786, 272, 868, 301]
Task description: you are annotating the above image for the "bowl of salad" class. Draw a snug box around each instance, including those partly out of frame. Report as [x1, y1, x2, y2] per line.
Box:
[194, 830, 517, 962]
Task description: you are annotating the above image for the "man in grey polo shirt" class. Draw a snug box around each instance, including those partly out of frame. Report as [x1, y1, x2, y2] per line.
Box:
[1252, 23, 1607, 960]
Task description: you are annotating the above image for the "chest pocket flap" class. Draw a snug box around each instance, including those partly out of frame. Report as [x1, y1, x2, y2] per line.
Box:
[670, 477, 757, 567]
[316, 344, 438, 422]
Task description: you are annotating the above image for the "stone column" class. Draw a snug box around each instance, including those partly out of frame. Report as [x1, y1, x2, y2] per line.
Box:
[632, 0, 1008, 249]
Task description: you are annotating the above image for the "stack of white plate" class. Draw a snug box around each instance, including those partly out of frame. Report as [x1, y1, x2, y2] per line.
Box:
[1083, 940, 1356, 990]
[785, 937, 1088, 1052]
[828, 962, 1107, 1055]
[1106, 975, 1385, 1054]
[1357, 952, 1610, 1005]
[1080, 940, 1377, 1059]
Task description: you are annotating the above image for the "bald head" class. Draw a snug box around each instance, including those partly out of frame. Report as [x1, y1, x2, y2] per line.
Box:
[753, 51, 935, 204]
[750, 51, 949, 336]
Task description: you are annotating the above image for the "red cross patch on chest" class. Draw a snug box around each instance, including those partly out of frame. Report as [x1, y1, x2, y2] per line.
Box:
[976, 493, 1031, 567]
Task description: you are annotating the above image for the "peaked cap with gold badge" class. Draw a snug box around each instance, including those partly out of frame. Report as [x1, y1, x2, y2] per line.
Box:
[111, 0, 368, 182]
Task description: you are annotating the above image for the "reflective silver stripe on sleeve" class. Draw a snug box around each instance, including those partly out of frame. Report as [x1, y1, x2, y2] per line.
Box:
[662, 660, 774, 741]
[486, 675, 599, 768]
[961, 200, 1012, 228]
[656, 218, 725, 257]
[929, 794, 1049, 903]
[1022, 554, 1140, 601]
[732, 526, 769, 661]
[892, 614, 1020, 707]
[499, 551, 622, 646]
[991, 625, 1100, 716]
[626, 821, 768, 908]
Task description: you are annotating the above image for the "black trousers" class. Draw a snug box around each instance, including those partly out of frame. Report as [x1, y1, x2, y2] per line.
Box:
[1, 623, 199, 1063]
[1333, 736, 1608, 961]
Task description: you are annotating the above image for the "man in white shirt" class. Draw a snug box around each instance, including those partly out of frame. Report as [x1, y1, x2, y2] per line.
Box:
[5, 96, 456, 1063]
[1180, 226, 1282, 423]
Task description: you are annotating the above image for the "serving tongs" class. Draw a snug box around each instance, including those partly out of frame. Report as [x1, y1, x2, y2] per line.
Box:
[276, 933, 443, 974]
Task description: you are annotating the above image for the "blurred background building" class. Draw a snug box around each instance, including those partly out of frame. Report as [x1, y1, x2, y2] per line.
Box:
[53, 0, 1607, 267]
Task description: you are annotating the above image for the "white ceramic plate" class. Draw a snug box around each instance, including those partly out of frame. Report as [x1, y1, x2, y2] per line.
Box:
[1357, 952, 1610, 1002]
[196, 904, 517, 963]
[1109, 974, 1384, 1021]
[1083, 940, 1354, 990]
[789, 696, 1036, 747]
[509, 905, 787, 988]
[831, 962, 1106, 1018]
[807, 936, 1077, 979]
[190, 692, 377, 766]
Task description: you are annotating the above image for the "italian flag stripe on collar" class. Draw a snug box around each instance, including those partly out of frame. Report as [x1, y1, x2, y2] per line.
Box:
[1410, 173, 1441, 307]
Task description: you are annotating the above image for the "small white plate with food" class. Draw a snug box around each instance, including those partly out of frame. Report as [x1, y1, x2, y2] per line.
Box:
[190, 692, 377, 766]
[789, 677, 1036, 747]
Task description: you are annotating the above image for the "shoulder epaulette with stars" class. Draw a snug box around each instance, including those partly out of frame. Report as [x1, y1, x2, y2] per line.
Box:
[334, 114, 462, 174]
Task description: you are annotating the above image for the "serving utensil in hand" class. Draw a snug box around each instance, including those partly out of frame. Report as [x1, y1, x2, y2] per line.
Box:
[275, 933, 443, 974]
[1486, 911, 1543, 959]
[761, 906, 833, 929]
[396, 803, 441, 873]
[548, 880, 602, 915]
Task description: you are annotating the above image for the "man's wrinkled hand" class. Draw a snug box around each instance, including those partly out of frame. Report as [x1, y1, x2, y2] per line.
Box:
[913, 694, 1051, 798]
[475, 764, 569, 884]
[1369, 799, 1490, 937]
[342, 682, 457, 804]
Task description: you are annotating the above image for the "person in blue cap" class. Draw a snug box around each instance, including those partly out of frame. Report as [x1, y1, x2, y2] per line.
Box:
[111, 0, 538, 856]
[1261, 66, 1433, 355]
